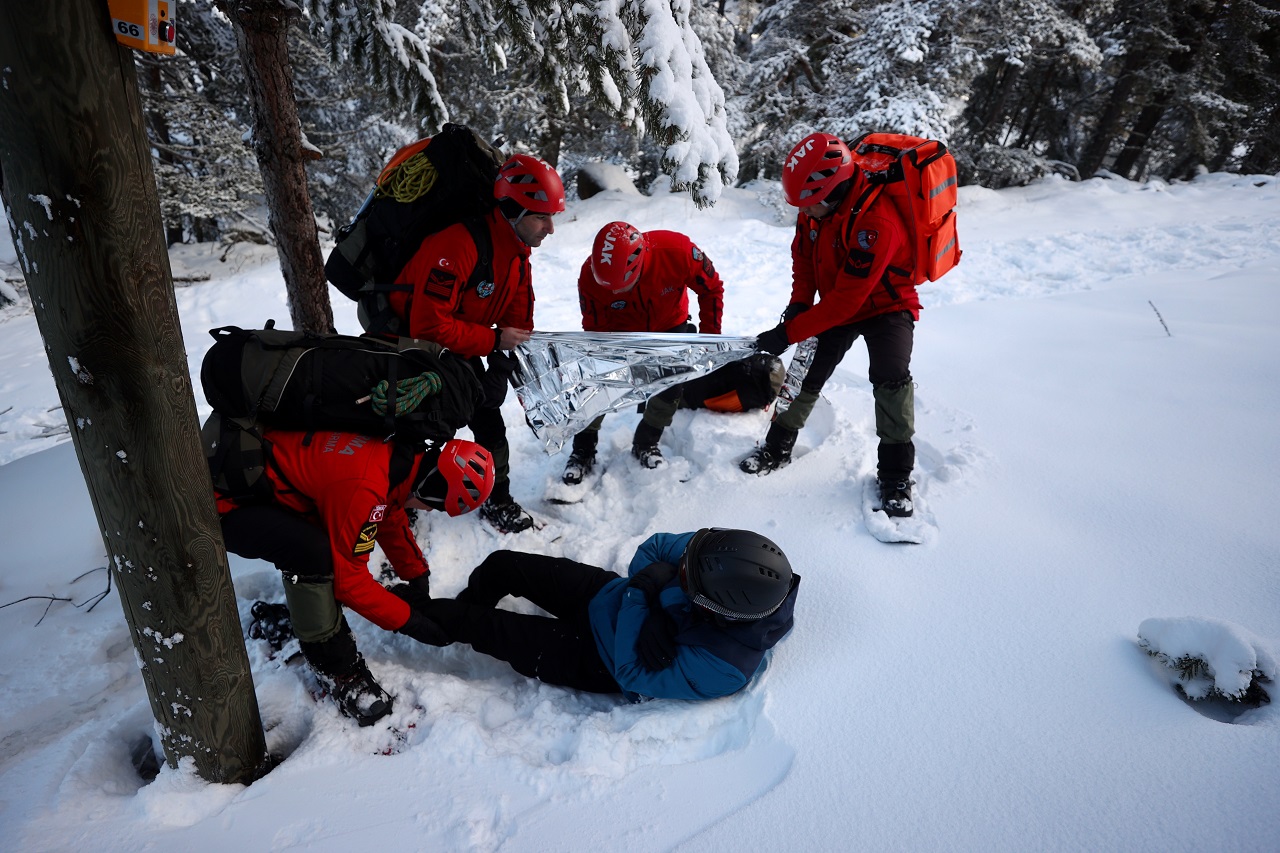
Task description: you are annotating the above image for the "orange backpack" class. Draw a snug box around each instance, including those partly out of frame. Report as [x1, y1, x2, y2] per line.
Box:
[846, 132, 962, 285]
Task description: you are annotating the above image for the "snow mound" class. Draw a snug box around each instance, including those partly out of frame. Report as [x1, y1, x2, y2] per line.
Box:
[1138, 616, 1277, 703]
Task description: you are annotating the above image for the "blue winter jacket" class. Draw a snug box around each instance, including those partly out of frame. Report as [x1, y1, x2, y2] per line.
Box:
[587, 531, 801, 701]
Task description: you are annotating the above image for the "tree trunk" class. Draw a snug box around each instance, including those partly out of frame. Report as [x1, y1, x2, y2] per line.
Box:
[1078, 54, 1143, 177]
[0, 0, 268, 784]
[1111, 89, 1172, 178]
[217, 0, 333, 334]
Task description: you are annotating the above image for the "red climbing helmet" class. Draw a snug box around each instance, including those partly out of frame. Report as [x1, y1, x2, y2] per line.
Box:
[780, 132, 855, 207]
[412, 439, 495, 516]
[590, 221, 647, 293]
[494, 154, 566, 214]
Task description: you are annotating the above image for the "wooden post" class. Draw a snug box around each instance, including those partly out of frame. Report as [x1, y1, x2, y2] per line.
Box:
[0, 0, 269, 783]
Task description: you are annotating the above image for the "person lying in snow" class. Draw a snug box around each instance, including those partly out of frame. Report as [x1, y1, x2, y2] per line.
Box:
[417, 528, 801, 701]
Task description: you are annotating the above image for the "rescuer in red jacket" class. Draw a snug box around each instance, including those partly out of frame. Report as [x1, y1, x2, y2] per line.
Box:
[746, 132, 920, 518]
[562, 221, 725, 485]
[390, 153, 565, 533]
[218, 434, 494, 726]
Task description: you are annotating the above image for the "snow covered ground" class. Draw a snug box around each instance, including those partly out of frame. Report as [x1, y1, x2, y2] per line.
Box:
[1, 171, 1278, 851]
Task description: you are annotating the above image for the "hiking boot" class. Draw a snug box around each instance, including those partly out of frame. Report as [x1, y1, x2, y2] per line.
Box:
[480, 496, 535, 533]
[878, 479, 914, 518]
[631, 443, 665, 469]
[739, 422, 797, 475]
[248, 601, 293, 651]
[738, 444, 790, 475]
[314, 658, 393, 727]
[562, 450, 597, 485]
[632, 420, 666, 469]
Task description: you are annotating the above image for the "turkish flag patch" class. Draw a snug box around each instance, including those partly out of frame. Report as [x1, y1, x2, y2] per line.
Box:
[857, 229, 878, 250]
[368, 504, 387, 523]
[425, 267, 457, 300]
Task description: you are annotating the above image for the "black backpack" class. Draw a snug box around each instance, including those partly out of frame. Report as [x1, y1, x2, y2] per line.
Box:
[199, 324, 483, 503]
[325, 124, 506, 337]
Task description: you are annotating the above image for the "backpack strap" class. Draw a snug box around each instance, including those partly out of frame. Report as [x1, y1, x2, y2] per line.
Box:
[387, 439, 421, 491]
[360, 216, 492, 338]
[358, 283, 413, 339]
[841, 182, 909, 297]
[461, 215, 494, 292]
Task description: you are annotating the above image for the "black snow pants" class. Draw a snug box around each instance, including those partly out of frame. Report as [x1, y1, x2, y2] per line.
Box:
[446, 550, 623, 694]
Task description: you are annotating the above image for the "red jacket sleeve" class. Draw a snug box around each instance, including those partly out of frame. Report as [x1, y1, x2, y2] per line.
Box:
[687, 243, 724, 334]
[377, 503, 429, 583]
[789, 216, 819, 310]
[495, 250, 535, 332]
[317, 478, 413, 631]
[578, 260, 606, 331]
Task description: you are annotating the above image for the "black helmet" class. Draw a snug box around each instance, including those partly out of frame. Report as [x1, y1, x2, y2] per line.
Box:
[680, 528, 793, 620]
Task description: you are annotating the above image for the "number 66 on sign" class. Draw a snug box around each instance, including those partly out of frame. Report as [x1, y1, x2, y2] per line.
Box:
[108, 0, 175, 55]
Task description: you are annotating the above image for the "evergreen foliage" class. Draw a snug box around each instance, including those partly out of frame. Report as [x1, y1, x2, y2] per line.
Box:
[133, 0, 1280, 245]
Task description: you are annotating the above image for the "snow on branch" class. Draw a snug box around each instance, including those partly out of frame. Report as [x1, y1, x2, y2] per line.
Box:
[626, 0, 738, 206]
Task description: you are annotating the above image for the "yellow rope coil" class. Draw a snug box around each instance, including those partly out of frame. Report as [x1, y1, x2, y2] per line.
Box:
[376, 152, 437, 202]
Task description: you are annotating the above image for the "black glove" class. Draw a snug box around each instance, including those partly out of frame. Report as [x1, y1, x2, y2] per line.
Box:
[628, 561, 680, 672]
[389, 573, 432, 611]
[755, 323, 790, 356]
[480, 352, 517, 407]
[627, 561, 679, 599]
[782, 302, 810, 322]
[397, 609, 452, 646]
[635, 607, 678, 672]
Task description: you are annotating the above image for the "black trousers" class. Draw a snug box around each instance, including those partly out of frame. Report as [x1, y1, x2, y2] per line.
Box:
[470, 355, 514, 498]
[799, 310, 914, 395]
[455, 550, 622, 694]
[220, 505, 343, 644]
[777, 310, 916, 481]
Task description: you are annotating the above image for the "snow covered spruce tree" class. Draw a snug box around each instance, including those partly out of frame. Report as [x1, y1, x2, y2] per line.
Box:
[948, 0, 1106, 187]
[305, 0, 738, 205]
[734, 0, 974, 181]
[1075, 0, 1280, 181]
[133, 7, 265, 245]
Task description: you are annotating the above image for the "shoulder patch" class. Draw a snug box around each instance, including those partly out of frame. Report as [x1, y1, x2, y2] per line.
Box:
[843, 249, 874, 278]
[353, 521, 378, 556]
[425, 267, 457, 300]
[857, 229, 878, 250]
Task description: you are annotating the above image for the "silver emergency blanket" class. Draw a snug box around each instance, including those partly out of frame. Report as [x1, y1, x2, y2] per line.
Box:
[773, 337, 818, 416]
[512, 331, 760, 453]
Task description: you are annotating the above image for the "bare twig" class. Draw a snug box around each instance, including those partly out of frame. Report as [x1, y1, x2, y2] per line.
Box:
[1, 565, 113, 623]
[1148, 301, 1172, 336]
[73, 566, 112, 612]
[0, 594, 74, 626]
